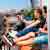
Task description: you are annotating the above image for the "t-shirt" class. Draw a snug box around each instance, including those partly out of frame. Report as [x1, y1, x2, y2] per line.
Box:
[39, 16, 46, 28]
[33, 16, 46, 28]
[15, 21, 26, 31]
[16, 16, 46, 37]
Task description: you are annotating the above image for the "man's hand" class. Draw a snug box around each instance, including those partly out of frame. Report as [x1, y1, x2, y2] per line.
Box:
[39, 28, 48, 33]
[8, 30, 18, 38]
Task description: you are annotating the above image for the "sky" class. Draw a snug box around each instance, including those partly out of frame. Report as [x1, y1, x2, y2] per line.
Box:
[0, 0, 48, 10]
[0, 0, 31, 10]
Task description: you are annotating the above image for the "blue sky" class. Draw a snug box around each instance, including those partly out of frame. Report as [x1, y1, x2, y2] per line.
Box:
[0, 0, 31, 9]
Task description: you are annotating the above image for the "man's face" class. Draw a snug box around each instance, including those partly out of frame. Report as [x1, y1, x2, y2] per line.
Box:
[34, 10, 40, 18]
[16, 15, 20, 20]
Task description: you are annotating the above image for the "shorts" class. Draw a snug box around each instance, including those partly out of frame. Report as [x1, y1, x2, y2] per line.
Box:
[16, 27, 39, 37]
[33, 35, 48, 44]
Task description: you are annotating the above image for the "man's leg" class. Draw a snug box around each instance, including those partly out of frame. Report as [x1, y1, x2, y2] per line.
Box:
[16, 35, 48, 46]
[3, 32, 35, 46]
[13, 32, 35, 42]
[16, 38, 33, 46]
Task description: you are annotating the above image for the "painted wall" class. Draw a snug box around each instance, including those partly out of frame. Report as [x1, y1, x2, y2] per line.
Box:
[31, 0, 48, 8]
[42, 0, 48, 7]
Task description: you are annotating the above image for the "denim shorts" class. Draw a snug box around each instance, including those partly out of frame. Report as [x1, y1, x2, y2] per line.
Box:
[16, 27, 39, 37]
[33, 35, 48, 44]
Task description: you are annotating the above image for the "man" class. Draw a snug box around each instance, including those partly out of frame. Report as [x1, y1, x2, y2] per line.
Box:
[3, 8, 48, 49]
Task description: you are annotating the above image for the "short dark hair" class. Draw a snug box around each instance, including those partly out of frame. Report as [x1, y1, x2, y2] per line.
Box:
[17, 12, 21, 15]
[5, 14, 11, 17]
[43, 6, 47, 13]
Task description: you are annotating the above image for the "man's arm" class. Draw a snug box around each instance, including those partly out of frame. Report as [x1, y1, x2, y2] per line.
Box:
[23, 20, 40, 30]
[23, 19, 33, 24]
[39, 28, 48, 33]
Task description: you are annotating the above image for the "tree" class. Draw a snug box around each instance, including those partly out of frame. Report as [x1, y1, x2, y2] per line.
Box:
[23, 8, 34, 20]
